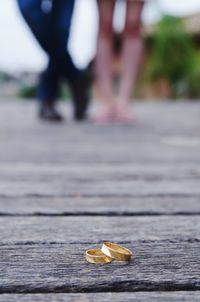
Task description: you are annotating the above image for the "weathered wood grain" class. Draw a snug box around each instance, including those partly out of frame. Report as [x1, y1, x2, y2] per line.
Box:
[0, 241, 200, 293]
[0, 216, 199, 244]
[0, 292, 200, 302]
[1, 196, 200, 216]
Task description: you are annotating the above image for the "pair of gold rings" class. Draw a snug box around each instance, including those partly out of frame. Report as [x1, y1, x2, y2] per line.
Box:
[86, 242, 132, 264]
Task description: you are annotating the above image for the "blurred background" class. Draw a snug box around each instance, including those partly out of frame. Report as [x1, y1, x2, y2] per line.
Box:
[1, 0, 200, 100]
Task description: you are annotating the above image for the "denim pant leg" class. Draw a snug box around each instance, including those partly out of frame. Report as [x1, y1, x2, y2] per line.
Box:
[51, 0, 82, 82]
[17, 0, 81, 102]
[17, 0, 60, 102]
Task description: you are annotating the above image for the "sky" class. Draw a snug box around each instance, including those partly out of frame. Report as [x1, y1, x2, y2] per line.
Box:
[1, 0, 200, 73]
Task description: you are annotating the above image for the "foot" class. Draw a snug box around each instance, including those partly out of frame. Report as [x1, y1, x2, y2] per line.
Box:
[93, 104, 115, 124]
[70, 69, 91, 121]
[115, 104, 134, 124]
[39, 103, 64, 122]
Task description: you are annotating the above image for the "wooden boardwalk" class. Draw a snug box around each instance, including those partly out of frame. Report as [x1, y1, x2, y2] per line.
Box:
[0, 100, 200, 301]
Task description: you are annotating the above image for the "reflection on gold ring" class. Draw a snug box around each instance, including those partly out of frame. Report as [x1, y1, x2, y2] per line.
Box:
[85, 249, 113, 264]
[101, 242, 132, 261]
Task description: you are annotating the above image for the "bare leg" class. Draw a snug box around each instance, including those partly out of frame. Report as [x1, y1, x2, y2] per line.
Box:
[116, 0, 144, 122]
[95, 0, 115, 123]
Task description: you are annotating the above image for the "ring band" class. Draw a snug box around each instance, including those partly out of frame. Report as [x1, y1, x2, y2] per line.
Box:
[101, 242, 132, 261]
[85, 249, 113, 264]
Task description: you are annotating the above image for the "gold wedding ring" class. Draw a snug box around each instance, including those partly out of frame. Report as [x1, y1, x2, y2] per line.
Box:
[86, 249, 113, 264]
[101, 242, 132, 261]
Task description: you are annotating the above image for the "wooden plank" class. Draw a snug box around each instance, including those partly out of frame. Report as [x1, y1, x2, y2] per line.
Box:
[1, 163, 200, 199]
[1, 162, 200, 181]
[0, 100, 200, 132]
[0, 241, 200, 293]
[0, 102, 200, 163]
[1, 150, 200, 164]
[0, 140, 200, 163]
[0, 178, 200, 197]
[0, 142, 200, 163]
[0, 216, 199, 244]
[0, 292, 200, 302]
[1, 196, 200, 216]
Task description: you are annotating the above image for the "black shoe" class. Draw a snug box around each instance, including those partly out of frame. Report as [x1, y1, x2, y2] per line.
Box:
[39, 103, 64, 122]
[70, 70, 91, 121]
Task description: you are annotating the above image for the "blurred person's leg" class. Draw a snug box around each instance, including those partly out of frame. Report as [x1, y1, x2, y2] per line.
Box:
[52, 0, 90, 121]
[17, 0, 90, 121]
[17, 0, 63, 121]
[116, 0, 144, 122]
[95, 0, 115, 123]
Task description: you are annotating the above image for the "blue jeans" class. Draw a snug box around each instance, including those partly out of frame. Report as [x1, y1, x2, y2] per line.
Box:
[17, 0, 80, 102]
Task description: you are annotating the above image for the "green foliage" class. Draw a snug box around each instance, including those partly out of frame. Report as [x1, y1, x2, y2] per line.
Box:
[18, 85, 37, 99]
[18, 83, 71, 100]
[60, 84, 72, 99]
[146, 15, 200, 98]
